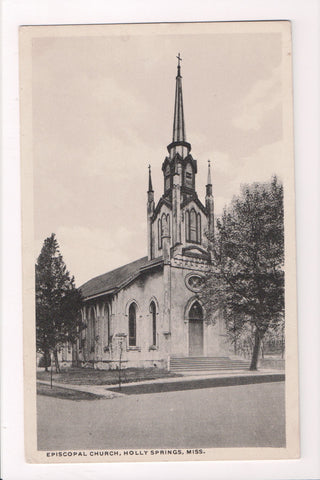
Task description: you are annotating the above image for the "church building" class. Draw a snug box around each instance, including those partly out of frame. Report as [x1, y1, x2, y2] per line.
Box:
[77, 57, 231, 370]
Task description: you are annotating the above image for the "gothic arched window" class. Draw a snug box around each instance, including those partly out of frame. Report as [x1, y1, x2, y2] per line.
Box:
[165, 165, 171, 192]
[185, 209, 201, 244]
[185, 210, 190, 241]
[190, 208, 197, 242]
[158, 219, 162, 249]
[185, 163, 193, 188]
[88, 307, 95, 353]
[166, 214, 170, 237]
[103, 303, 110, 346]
[197, 213, 202, 243]
[150, 301, 157, 346]
[161, 213, 168, 237]
[128, 303, 137, 347]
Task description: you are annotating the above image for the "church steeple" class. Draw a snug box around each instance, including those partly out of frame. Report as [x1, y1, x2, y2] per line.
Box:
[167, 54, 191, 159]
[162, 56, 197, 199]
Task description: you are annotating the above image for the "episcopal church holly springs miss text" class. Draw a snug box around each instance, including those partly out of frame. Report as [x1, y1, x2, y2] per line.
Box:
[64, 55, 239, 370]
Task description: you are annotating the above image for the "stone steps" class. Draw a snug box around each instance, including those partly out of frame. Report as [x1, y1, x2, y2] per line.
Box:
[170, 356, 251, 372]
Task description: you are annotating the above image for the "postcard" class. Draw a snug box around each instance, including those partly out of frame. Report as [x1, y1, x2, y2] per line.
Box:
[20, 21, 299, 463]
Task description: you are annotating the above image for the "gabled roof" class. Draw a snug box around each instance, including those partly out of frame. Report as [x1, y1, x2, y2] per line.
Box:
[152, 195, 172, 220]
[181, 195, 207, 215]
[80, 256, 163, 300]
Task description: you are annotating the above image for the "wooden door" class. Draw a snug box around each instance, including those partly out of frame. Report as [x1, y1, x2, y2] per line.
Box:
[189, 319, 203, 356]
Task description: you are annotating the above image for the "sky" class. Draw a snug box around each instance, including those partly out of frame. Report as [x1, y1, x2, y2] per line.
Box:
[31, 23, 288, 286]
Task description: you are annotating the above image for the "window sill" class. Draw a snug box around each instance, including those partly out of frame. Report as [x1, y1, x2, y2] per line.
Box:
[127, 346, 141, 352]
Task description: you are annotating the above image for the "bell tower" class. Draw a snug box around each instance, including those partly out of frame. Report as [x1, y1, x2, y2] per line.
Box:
[148, 55, 214, 261]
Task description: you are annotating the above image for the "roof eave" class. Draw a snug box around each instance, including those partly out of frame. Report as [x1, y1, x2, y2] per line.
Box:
[82, 257, 164, 302]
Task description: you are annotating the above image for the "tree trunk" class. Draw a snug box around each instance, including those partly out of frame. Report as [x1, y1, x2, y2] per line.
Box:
[44, 348, 50, 372]
[250, 328, 262, 370]
[53, 348, 61, 373]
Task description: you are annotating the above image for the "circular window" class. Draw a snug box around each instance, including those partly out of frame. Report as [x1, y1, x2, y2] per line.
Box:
[185, 274, 204, 292]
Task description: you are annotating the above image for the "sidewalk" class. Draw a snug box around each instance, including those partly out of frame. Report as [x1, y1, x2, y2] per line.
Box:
[37, 368, 284, 398]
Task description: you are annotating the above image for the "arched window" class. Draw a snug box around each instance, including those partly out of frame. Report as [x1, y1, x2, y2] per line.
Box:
[189, 301, 203, 321]
[161, 213, 168, 237]
[128, 303, 136, 346]
[102, 303, 110, 346]
[185, 163, 193, 188]
[185, 210, 190, 241]
[197, 213, 201, 243]
[158, 218, 162, 249]
[88, 307, 95, 353]
[185, 209, 201, 244]
[166, 214, 170, 238]
[150, 301, 157, 346]
[165, 165, 171, 191]
[190, 209, 197, 242]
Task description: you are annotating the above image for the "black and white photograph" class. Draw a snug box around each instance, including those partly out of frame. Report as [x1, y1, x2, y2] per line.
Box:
[20, 21, 299, 463]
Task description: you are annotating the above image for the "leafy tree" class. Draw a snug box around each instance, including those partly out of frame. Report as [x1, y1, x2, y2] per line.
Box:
[201, 177, 284, 370]
[36, 233, 83, 372]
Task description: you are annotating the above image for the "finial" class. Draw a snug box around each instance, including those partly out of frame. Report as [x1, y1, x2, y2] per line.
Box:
[148, 164, 153, 192]
[176, 52, 182, 77]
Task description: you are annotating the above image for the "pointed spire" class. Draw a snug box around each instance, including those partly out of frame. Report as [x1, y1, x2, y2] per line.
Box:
[207, 160, 212, 185]
[167, 54, 191, 159]
[148, 164, 153, 192]
[172, 53, 186, 143]
[206, 160, 213, 197]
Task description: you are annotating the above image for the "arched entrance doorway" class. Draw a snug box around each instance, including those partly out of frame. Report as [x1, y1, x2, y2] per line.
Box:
[188, 301, 204, 356]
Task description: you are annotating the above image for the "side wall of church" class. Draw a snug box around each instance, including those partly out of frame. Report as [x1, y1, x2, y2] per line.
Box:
[108, 268, 168, 369]
[78, 268, 169, 370]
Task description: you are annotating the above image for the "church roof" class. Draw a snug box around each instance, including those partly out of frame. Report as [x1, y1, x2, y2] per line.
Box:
[80, 256, 163, 300]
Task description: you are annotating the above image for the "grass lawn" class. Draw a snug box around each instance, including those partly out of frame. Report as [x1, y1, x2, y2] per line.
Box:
[37, 366, 181, 386]
[37, 383, 104, 401]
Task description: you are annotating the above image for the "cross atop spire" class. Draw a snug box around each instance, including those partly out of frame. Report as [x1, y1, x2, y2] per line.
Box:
[176, 52, 182, 77]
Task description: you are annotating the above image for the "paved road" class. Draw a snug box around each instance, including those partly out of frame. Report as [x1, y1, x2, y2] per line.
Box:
[37, 382, 285, 450]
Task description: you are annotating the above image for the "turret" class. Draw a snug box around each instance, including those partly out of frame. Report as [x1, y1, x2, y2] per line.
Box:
[205, 160, 214, 241]
[147, 165, 155, 260]
[161, 214, 171, 265]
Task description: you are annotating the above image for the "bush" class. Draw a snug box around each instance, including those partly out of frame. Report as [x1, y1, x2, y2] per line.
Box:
[38, 354, 51, 368]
